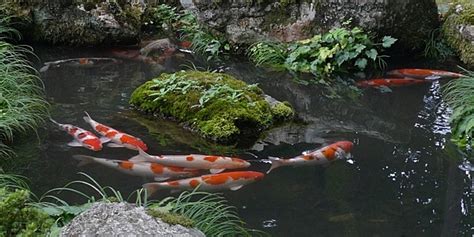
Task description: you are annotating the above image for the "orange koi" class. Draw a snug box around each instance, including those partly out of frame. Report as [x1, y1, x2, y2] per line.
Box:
[50, 119, 108, 151]
[267, 141, 354, 173]
[73, 155, 200, 181]
[130, 149, 250, 174]
[83, 112, 148, 151]
[356, 78, 427, 88]
[387, 68, 466, 80]
[143, 171, 264, 195]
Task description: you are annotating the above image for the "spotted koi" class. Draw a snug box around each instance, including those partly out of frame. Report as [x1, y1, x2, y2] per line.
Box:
[83, 112, 148, 151]
[73, 155, 200, 181]
[143, 171, 264, 195]
[50, 118, 106, 151]
[267, 141, 354, 173]
[130, 149, 250, 174]
[386, 68, 466, 80]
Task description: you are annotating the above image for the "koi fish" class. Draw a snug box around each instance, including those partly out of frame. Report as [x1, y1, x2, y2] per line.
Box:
[356, 78, 427, 88]
[143, 171, 264, 195]
[267, 141, 354, 173]
[39, 57, 121, 72]
[387, 69, 466, 80]
[130, 149, 250, 174]
[50, 119, 108, 151]
[83, 112, 148, 151]
[73, 155, 200, 181]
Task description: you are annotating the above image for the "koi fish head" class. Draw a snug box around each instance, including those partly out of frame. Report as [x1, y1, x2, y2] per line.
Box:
[239, 171, 265, 181]
[83, 138, 103, 151]
[120, 135, 148, 151]
[334, 141, 353, 153]
[231, 158, 251, 168]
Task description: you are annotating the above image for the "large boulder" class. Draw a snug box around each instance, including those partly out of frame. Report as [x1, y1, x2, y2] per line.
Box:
[442, 3, 474, 67]
[180, 0, 439, 51]
[61, 202, 205, 237]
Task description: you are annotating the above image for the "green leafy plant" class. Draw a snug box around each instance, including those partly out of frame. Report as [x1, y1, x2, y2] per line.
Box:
[248, 24, 397, 80]
[423, 29, 454, 60]
[443, 68, 474, 148]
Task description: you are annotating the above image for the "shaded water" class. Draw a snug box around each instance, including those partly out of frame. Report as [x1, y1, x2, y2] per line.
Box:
[10, 46, 473, 236]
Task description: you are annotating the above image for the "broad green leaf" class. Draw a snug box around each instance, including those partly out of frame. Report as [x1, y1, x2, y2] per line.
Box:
[354, 44, 366, 53]
[355, 58, 367, 70]
[382, 36, 397, 48]
[365, 49, 378, 60]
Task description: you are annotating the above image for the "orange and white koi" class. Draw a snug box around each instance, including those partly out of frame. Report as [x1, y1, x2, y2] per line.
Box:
[356, 78, 427, 88]
[83, 112, 148, 151]
[50, 119, 108, 151]
[73, 155, 200, 181]
[267, 141, 354, 173]
[143, 171, 264, 195]
[130, 149, 250, 174]
[387, 68, 466, 80]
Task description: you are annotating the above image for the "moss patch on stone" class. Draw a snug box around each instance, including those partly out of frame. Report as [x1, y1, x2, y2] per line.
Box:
[442, 3, 474, 66]
[129, 70, 294, 143]
[147, 209, 195, 228]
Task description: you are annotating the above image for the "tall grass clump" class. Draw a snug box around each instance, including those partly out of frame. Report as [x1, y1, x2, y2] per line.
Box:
[443, 68, 474, 148]
[0, 16, 48, 158]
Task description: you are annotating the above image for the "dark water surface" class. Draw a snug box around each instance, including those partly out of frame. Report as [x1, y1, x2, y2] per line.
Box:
[11, 46, 473, 236]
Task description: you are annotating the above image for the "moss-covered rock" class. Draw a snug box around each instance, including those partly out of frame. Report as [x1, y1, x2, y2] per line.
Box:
[147, 208, 194, 228]
[130, 70, 294, 143]
[442, 2, 474, 67]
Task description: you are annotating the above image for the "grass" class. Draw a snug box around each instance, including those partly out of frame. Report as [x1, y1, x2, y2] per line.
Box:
[443, 68, 474, 148]
[0, 172, 267, 236]
[0, 16, 49, 159]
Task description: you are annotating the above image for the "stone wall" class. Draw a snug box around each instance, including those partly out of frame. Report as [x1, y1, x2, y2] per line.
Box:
[180, 0, 439, 51]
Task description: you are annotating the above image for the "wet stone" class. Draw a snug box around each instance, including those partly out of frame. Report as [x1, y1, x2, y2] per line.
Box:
[60, 202, 205, 237]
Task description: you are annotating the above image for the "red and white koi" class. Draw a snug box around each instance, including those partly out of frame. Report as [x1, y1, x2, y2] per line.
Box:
[73, 155, 200, 181]
[130, 149, 250, 174]
[267, 141, 354, 173]
[387, 68, 466, 80]
[50, 119, 108, 151]
[356, 78, 427, 88]
[143, 171, 264, 195]
[83, 112, 148, 151]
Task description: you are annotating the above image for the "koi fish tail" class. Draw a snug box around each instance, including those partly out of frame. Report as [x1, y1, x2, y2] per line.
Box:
[72, 155, 96, 167]
[142, 183, 161, 197]
[83, 111, 93, 124]
[267, 157, 285, 174]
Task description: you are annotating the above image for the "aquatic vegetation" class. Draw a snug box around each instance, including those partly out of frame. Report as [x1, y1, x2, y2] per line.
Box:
[130, 70, 294, 143]
[248, 23, 397, 79]
[0, 18, 48, 158]
[443, 69, 474, 148]
[422, 29, 454, 61]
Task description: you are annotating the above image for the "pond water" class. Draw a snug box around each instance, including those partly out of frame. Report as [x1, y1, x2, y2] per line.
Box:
[9, 46, 473, 236]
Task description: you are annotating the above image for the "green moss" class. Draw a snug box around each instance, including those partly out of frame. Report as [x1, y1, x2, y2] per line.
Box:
[271, 101, 295, 121]
[442, 3, 474, 66]
[130, 70, 293, 143]
[147, 208, 195, 228]
[0, 188, 54, 236]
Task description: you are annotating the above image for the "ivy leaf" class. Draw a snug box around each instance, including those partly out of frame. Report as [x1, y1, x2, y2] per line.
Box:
[354, 44, 366, 53]
[382, 36, 397, 48]
[365, 49, 378, 60]
[355, 58, 367, 70]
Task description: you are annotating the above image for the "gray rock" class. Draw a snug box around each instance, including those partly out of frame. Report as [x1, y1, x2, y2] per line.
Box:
[180, 0, 439, 50]
[60, 202, 205, 237]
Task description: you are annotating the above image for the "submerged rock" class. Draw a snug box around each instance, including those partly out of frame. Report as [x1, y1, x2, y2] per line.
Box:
[180, 0, 439, 50]
[130, 70, 294, 143]
[60, 202, 204, 237]
[442, 3, 474, 67]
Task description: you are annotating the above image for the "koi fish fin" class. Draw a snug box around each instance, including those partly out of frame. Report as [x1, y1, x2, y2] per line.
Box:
[154, 176, 170, 181]
[99, 137, 111, 144]
[210, 168, 225, 174]
[143, 183, 160, 197]
[39, 64, 50, 73]
[230, 185, 244, 191]
[129, 155, 147, 162]
[67, 140, 83, 147]
[107, 143, 124, 148]
[138, 148, 155, 161]
[72, 155, 96, 167]
[83, 111, 93, 124]
[267, 157, 285, 174]
[49, 118, 61, 126]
